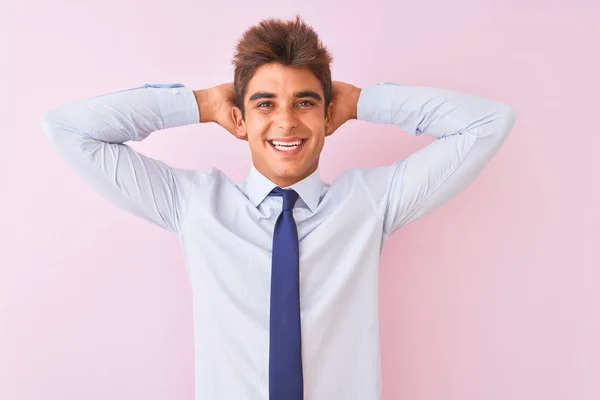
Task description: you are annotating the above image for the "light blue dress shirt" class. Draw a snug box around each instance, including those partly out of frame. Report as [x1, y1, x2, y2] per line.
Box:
[41, 81, 515, 400]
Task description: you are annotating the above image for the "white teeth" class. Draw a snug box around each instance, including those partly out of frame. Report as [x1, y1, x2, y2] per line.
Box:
[274, 145, 299, 151]
[272, 140, 303, 146]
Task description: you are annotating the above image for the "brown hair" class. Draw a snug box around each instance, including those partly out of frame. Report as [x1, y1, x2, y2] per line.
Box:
[232, 15, 333, 119]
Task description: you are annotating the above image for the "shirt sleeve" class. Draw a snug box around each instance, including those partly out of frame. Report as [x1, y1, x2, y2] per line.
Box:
[356, 82, 516, 237]
[40, 83, 207, 235]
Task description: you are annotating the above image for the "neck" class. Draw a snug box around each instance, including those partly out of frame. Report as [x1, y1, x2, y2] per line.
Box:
[255, 162, 318, 188]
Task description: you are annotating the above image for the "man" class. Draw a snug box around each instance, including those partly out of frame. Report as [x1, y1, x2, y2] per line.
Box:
[41, 15, 515, 400]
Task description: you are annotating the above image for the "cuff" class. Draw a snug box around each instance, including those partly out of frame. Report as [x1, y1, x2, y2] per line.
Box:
[356, 82, 403, 124]
[149, 83, 200, 129]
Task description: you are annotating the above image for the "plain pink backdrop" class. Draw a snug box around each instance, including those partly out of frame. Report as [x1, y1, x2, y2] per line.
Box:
[1, 1, 599, 399]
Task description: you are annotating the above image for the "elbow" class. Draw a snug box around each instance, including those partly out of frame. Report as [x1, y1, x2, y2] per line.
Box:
[476, 104, 516, 144]
[40, 116, 56, 149]
[40, 107, 69, 142]
[485, 103, 516, 140]
[41, 108, 99, 155]
[499, 104, 516, 137]
[40, 108, 59, 135]
[502, 103, 516, 122]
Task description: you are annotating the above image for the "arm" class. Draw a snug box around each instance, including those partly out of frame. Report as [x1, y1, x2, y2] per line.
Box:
[40, 83, 206, 234]
[356, 82, 516, 236]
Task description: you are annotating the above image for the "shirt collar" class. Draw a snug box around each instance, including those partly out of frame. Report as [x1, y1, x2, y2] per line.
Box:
[244, 164, 323, 213]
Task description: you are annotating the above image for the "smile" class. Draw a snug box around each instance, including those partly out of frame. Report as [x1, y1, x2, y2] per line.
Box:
[267, 139, 306, 155]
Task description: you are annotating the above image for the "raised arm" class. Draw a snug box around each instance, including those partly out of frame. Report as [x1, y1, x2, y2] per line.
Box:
[40, 83, 206, 234]
[357, 82, 516, 236]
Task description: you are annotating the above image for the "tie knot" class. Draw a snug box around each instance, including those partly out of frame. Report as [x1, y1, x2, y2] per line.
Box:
[268, 187, 299, 211]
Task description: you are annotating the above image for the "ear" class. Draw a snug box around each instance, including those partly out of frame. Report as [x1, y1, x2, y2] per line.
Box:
[324, 101, 335, 137]
[231, 106, 248, 140]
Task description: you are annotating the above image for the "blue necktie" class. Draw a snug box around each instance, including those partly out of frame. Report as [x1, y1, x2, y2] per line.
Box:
[267, 186, 303, 400]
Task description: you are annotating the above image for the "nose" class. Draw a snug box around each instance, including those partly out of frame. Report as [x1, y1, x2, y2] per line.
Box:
[276, 108, 298, 132]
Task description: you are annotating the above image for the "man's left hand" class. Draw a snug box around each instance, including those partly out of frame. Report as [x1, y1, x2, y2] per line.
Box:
[327, 81, 362, 136]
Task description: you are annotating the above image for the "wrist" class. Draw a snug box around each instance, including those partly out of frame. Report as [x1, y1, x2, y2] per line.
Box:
[351, 87, 362, 119]
[194, 89, 216, 123]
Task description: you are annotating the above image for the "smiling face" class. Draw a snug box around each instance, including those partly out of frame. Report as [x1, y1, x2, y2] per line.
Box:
[232, 63, 335, 188]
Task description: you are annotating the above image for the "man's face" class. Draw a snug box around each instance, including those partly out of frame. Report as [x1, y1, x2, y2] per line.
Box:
[232, 63, 334, 188]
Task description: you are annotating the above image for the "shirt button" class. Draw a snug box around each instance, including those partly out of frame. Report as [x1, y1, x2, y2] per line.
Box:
[171, 88, 180, 95]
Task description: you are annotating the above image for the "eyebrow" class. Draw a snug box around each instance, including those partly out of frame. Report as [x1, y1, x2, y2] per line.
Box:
[248, 90, 323, 102]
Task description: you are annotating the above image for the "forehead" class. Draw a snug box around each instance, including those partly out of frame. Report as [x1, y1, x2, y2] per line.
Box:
[246, 64, 322, 98]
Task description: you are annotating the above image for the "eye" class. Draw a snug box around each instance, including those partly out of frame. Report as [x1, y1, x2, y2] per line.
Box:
[256, 100, 315, 109]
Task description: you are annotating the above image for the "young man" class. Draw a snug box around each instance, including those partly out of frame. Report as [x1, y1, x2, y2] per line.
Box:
[41, 15, 515, 400]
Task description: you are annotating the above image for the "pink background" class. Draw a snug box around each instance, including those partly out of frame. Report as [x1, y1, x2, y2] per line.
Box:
[2, 1, 599, 399]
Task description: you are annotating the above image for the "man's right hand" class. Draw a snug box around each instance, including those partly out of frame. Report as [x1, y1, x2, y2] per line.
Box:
[194, 83, 247, 141]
